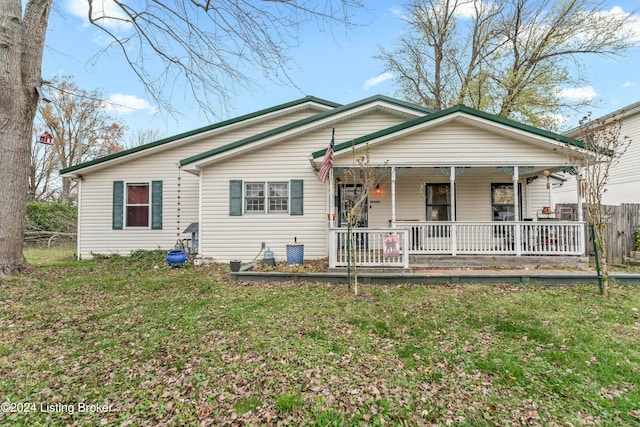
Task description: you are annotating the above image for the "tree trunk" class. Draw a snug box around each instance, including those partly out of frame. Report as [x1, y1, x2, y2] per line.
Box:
[0, 0, 52, 277]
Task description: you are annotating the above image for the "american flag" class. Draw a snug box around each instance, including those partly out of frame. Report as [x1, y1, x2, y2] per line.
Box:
[317, 128, 334, 183]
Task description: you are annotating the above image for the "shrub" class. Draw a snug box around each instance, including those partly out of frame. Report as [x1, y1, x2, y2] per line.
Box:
[635, 228, 640, 252]
[26, 202, 77, 233]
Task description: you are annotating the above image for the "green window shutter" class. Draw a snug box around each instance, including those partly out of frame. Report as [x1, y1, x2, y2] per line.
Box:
[151, 180, 163, 230]
[290, 179, 303, 216]
[229, 180, 243, 216]
[112, 181, 124, 230]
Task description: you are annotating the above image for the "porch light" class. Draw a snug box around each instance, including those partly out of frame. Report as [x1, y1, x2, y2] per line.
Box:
[374, 184, 382, 196]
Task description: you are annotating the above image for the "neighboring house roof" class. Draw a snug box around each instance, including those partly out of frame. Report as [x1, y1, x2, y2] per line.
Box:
[566, 100, 640, 138]
[179, 94, 435, 171]
[311, 104, 586, 159]
[59, 95, 340, 177]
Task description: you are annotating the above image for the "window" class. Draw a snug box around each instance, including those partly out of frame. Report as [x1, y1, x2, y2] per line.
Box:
[245, 182, 289, 213]
[126, 183, 149, 227]
[268, 182, 289, 213]
[491, 183, 522, 221]
[245, 183, 265, 213]
[425, 184, 451, 221]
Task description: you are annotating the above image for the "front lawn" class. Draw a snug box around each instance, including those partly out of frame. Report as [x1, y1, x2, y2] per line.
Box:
[1, 249, 639, 425]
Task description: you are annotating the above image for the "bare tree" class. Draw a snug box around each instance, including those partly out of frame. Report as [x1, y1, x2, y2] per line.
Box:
[565, 112, 631, 296]
[342, 144, 388, 295]
[29, 132, 60, 202]
[0, 0, 364, 277]
[38, 76, 126, 204]
[378, 0, 638, 129]
[127, 128, 164, 149]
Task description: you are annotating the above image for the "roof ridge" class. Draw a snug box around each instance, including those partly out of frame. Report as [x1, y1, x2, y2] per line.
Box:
[312, 103, 585, 158]
[60, 95, 340, 175]
[180, 95, 432, 167]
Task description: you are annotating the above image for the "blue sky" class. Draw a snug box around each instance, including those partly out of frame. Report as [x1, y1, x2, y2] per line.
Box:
[41, 1, 640, 140]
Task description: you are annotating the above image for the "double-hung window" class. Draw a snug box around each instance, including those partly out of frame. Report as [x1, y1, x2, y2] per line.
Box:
[245, 182, 289, 213]
[126, 183, 150, 227]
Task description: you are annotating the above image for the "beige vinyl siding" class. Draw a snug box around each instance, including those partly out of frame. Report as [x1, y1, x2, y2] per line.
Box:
[392, 171, 501, 222]
[199, 111, 410, 262]
[365, 168, 561, 225]
[556, 111, 640, 205]
[335, 121, 574, 167]
[77, 107, 324, 258]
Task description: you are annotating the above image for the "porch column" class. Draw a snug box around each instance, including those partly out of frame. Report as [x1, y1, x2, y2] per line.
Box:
[576, 167, 584, 222]
[549, 177, 555, 213]
[450, 167, 457, 256]
[513, 167, 521, 256]
[328, 168, 336, 267]
[513, 167, 520, 221]
[391, 166, 396, 227]
[329, 168, 335, 227]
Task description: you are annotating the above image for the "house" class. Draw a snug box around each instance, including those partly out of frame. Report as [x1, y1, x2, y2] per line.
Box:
[60, 95, 594, 268]
[555, 101, 640, 206]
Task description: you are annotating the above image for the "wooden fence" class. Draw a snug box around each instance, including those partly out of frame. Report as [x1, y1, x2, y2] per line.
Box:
[557, 203, 640, 264]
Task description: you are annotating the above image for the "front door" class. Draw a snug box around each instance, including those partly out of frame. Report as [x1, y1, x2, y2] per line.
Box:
[338, 184, 368, 228]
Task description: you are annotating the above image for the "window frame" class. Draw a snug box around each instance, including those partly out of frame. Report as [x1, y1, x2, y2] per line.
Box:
[491, 183, 522, 222]
[244, 181, 289, 214]
[125, 182, 151, 228]
[424, 183, 453, 222]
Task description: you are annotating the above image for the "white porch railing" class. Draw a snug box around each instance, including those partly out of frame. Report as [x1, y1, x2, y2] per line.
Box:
[393, 221, 586, 256]
[329, 228, 410, 268]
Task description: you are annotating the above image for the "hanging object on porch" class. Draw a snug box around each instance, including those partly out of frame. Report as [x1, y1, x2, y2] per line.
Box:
[38, 131, 54, 145]
[543, 169, 551, 189]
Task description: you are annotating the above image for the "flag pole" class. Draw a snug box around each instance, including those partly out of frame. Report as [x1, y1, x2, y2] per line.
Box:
[329, 127, 335, 227]
[329, 167, 335, 228]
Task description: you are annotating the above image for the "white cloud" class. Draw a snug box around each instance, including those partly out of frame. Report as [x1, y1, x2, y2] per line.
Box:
[363, 72, 394, 90]
[623, 81, 636, 88]
[604, 6, 640, 43]
[557, 86, 597, 102]
[455, 0, 487, 19]
[66, 0, 131, 32]
[104, 94, 157, 115]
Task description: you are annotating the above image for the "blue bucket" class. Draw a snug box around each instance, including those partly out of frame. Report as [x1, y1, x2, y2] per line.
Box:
[167, 250, 188, 266]
[286, 244, 304, 265]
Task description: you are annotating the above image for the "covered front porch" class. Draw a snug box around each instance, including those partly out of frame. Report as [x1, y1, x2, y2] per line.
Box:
[327, 165, 587, 269]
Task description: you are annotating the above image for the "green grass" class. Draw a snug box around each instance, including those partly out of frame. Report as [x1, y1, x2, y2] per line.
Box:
[0, 248, 638, 425]
[22, 242, 76, 267]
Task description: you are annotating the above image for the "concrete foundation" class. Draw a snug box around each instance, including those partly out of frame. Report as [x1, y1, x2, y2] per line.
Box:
[409, 255, 589, 269]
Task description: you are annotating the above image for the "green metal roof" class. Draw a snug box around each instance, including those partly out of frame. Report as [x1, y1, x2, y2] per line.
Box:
[311, 104, 586, 159]
[59, 95, 341, 175]
[180, 94, 434, 167]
